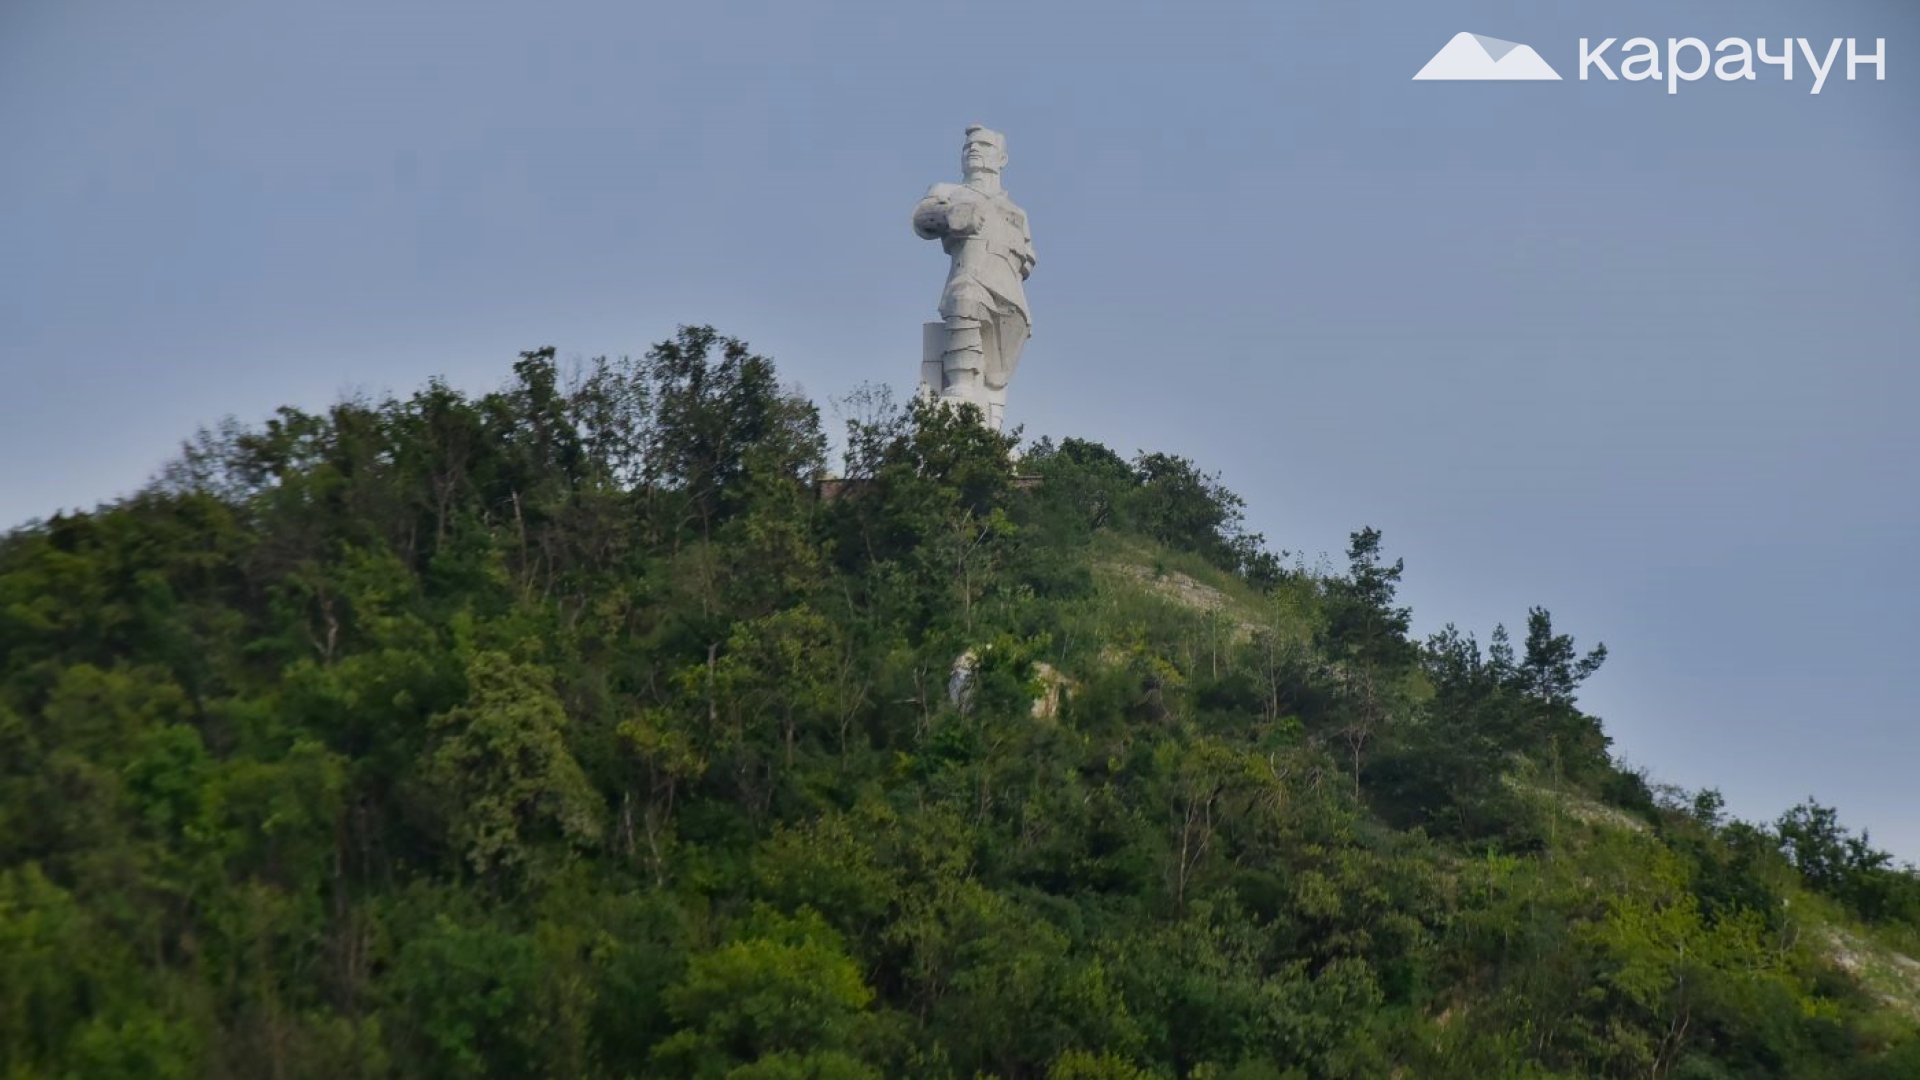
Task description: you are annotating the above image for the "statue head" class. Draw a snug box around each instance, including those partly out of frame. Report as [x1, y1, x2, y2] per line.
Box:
[961, 125, 1008, 181]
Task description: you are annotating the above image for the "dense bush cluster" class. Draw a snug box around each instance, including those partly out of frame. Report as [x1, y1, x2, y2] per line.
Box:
[1, 327, 1915, 1078]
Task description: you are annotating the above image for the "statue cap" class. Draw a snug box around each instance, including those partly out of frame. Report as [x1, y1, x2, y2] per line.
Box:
[965, 124, 1006, 147]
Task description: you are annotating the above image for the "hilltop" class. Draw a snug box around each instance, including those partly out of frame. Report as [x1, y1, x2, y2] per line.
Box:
[1, 326, 1916, 1079]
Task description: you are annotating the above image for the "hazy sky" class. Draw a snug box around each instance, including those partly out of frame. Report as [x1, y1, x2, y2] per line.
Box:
[4, 1, 1916, 855]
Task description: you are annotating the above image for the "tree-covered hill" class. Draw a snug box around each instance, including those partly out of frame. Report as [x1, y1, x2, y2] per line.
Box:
[2, 326, 1917, 1079]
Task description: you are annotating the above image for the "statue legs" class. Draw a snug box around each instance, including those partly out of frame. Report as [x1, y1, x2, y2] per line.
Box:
[920, 308, 1026, 432]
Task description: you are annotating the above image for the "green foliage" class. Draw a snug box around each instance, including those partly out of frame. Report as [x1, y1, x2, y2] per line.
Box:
[1025, 438, 1281, 586]
[654, 908, 877, 1078]
[0, 326, 1912, 1079]
[1777, 800, 1920, 926]
[426, 651, 604, 879]
[1318, 527, 1412, 671]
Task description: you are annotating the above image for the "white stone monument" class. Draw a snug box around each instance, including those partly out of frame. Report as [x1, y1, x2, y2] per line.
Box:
[911, 125, 1036, 431]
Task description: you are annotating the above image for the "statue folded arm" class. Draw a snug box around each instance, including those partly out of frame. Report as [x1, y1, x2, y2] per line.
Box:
[912, 183, 982, 239]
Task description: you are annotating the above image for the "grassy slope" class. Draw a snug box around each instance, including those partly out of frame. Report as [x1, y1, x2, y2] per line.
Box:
[1088, 531, 1920, 1038]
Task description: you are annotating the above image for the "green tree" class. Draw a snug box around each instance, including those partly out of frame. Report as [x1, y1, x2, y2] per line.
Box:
[653, 909, 878, 1079]
[426, 651, 604, 879]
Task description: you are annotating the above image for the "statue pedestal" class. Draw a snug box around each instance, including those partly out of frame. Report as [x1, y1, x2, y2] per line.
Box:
[919, 322, 945, 399]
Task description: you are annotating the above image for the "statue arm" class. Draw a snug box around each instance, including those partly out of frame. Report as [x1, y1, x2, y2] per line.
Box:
[913, 184, 985, 239]
[912, 184, 960, 238]
[912, 193, 949, 239]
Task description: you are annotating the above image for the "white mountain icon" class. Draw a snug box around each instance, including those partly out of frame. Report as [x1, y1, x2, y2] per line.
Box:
[1413, 32, 1562, 81]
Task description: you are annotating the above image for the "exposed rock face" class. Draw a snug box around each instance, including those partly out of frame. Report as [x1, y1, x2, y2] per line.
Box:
[1029, 661, 1070, 720]
[1822, 927, 1920, 1021]
[945, 649, 1072, 720]
[948, 649, 978, 712]
[1095, 561, 1265, 641]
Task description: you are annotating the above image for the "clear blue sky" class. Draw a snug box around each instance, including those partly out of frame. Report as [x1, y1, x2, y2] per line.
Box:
[3, 1, 1915, 855]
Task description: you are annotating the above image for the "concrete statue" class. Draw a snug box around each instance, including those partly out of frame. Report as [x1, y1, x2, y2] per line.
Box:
[912, 125, 1035, 430]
